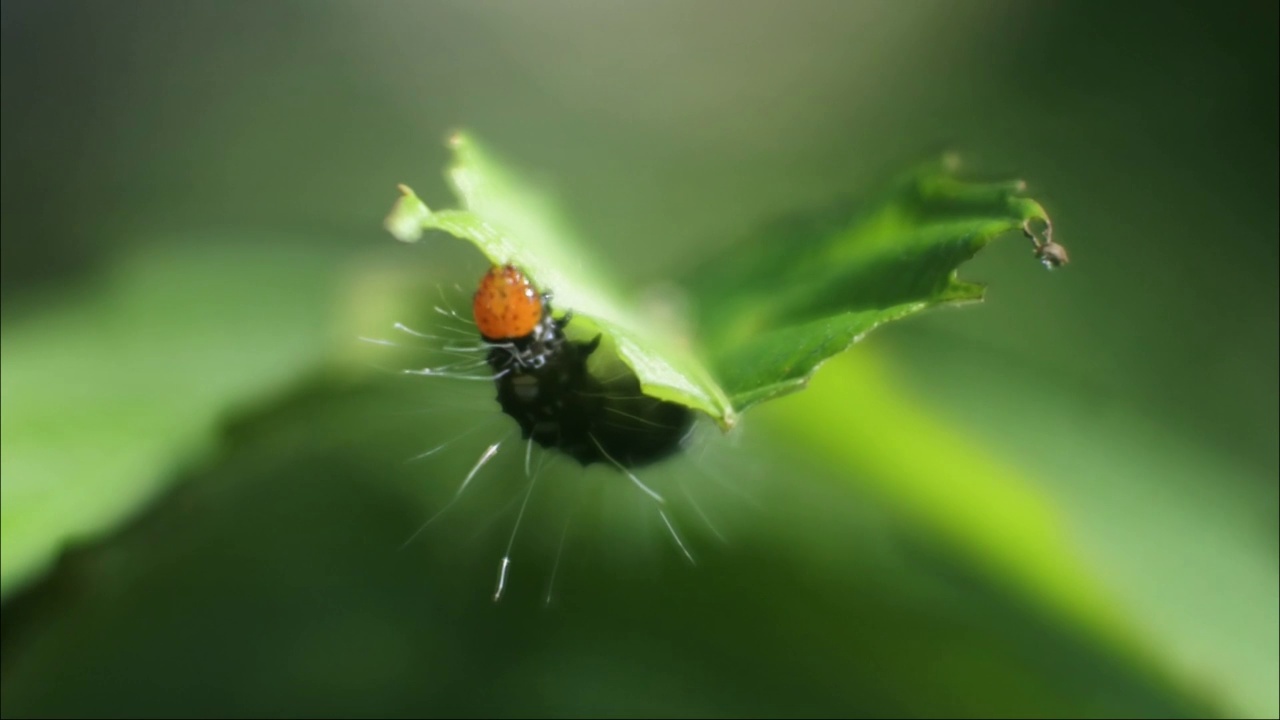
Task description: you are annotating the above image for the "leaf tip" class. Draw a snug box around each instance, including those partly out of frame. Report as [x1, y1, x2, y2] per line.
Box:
[446, 129, 470, 150]
[383, 183, 431, 243]
[1022, 217, 1069, 270]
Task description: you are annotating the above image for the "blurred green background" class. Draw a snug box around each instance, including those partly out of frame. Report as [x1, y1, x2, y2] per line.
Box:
[2, 1, 1276, 718]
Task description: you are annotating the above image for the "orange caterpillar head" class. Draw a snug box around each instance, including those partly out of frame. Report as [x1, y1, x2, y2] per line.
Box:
[472, 264, 546, 342]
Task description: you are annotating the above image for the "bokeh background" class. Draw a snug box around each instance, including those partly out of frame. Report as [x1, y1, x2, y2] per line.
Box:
[2, 1, 1276, 717]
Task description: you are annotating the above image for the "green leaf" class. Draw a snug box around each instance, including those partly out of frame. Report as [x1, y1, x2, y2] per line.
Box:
[678, 155, 1060, 413]
[0, 239, 346, 599]
[754, 351, 1161, 666]
[386, 134, 738, 429]
[0, 368, 1221, 719]
[385, 133, 1060, 426]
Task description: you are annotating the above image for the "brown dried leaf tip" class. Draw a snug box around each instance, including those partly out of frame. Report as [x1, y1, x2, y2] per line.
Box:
[1023, 218, 1069, 270]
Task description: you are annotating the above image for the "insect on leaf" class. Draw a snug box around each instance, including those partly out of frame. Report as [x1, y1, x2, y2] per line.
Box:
[385, 133, 1062, 427]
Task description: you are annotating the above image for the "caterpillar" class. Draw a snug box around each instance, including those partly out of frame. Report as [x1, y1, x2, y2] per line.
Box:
[471, 263, 697, 473]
